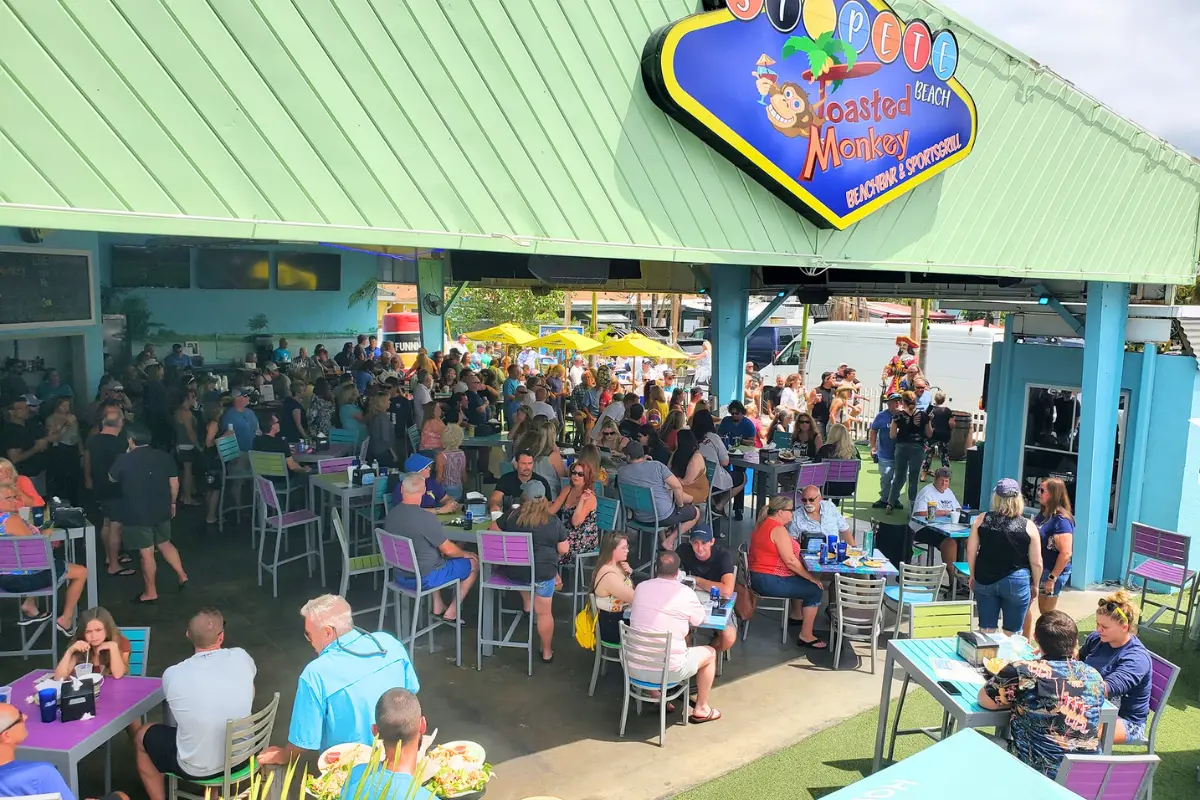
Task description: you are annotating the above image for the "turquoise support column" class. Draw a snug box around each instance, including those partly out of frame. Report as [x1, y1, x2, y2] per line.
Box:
[1073, 281, 1128, 587]
[980, 315, 1015, 501]
[1108, 344, 1155, 577]
[709, 267, 750, 408]
[416, 257, 445, 353]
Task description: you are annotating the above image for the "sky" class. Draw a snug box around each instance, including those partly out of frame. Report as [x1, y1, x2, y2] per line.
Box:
[938, 0, 1200, 157]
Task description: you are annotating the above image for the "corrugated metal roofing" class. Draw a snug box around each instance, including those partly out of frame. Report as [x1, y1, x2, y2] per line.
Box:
[0, 0, 1196, 283]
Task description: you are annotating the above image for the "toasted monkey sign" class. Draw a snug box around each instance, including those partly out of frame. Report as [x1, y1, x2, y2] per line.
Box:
[642, 0, 977, 229]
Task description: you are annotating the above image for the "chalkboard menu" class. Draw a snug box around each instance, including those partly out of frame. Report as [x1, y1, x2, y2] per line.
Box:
[0, 249, 93, 327]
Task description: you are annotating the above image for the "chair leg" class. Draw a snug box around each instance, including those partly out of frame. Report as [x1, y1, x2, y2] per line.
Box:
[316, 520, 326, 586]
[658, 686, 668, 747]
[377, 578, 389, 633]
[256, 521, 267, 588]
[619, 679, 631, 737]
[589, 645, 603, 696]
[219, 478, 227, 533]
[271, 526, 284, 598]
[780, 602, 788, 644]
[476, 583, 485, 671]
[453, 582, 462, 668]
[886, 673, 910, 763]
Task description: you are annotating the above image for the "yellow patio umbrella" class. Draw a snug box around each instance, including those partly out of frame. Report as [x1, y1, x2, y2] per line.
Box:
[528, 329, 602, 352]
[591, 332, 689, 360]
[463, 322, 535, 345]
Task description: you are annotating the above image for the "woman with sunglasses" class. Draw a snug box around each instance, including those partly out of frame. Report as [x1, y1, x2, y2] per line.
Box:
[790, 413, 823, 459]
[747, 495, 827, 650]
[1078, 590, 1152, 745]
[1033, 478, 1075, 619]
[549, 460, 599, 566]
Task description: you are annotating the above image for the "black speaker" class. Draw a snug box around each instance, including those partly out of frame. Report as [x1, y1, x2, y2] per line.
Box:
[964, 443, 984, 510]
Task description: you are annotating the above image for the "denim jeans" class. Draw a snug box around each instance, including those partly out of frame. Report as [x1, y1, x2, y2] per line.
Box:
[887, 442, 923, 506]
[877, 458, 894, 502]
[974, 568, 1032, 633]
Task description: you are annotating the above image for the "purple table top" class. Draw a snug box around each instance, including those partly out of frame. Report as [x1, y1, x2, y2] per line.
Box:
[12, 669, 163, 752]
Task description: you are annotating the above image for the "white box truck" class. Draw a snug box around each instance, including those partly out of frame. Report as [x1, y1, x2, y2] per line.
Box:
[760, 321, 1002, 411]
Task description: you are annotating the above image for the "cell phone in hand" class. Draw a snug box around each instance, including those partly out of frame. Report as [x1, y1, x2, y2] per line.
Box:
[937, 680, 962, 696]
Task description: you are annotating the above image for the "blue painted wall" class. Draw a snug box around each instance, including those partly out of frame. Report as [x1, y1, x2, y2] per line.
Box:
[983, 339, 1200, 582]
[99, 234, 378, 349]
[0, 227, 105, 401]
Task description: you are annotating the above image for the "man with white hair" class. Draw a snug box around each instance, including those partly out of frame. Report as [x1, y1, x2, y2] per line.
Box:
[528, 385, 557, 421]
[258, 594, 419, 766]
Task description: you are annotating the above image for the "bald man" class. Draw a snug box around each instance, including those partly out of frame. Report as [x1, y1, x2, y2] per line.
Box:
[0, 701, 128, 800]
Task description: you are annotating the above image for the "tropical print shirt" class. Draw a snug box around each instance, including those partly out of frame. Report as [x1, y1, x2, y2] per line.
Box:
[984, 658, 1106, 778]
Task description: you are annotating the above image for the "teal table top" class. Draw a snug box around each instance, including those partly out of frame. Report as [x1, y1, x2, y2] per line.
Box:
[828, 729, 1080, 799]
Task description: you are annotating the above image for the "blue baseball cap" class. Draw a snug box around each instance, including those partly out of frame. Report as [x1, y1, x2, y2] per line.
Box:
[404, 454, 434, 473]
[690, 524, 714, 543]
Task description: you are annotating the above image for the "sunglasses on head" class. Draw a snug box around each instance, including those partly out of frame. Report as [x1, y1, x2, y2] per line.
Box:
[0, 712, 26, 735]
[1098, 600, 1128, 622]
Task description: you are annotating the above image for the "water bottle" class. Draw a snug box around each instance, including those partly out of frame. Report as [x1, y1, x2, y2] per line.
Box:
[863, 526, 874, 558]
[463, 509, 473, 530]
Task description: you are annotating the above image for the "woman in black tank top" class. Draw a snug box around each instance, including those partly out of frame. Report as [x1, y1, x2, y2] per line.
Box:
[967, 478, 1044, 635]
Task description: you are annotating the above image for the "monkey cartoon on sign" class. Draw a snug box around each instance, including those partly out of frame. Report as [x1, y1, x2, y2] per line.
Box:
[765, 81, 823, 137]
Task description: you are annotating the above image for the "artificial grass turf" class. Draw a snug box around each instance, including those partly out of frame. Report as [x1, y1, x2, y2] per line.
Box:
[675, 611, 1200, 800]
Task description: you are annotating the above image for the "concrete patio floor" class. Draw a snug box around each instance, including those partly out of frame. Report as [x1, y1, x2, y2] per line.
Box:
[0, 500, 1111, 800]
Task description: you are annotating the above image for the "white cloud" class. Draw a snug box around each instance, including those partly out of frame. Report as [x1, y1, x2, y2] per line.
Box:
[939, 0, 1200, 156]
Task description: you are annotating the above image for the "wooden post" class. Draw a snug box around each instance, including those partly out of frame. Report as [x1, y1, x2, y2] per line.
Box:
[562, 291, 572, 327]
[635, 293, 643, 327]
[919, 298, 930, 374]
[909, 299, 920, 343]
[670, 294, 681, 342]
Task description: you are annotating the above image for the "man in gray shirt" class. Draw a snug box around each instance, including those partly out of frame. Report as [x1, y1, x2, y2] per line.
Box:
[383, 472, 478, 623]
[616, 441, 699, 550]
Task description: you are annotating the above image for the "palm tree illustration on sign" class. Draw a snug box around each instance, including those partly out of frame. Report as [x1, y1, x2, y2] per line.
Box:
[780, 0, 880, 118]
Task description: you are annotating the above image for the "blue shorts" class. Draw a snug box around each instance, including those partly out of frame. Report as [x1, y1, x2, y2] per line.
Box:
[532, 577, 556, 598]
[1120, 717, 1147, 743]
[750, 572, 824, 608]
[394, 557, 473, 591]
[974, 569, 1031, 633]
[1043, 571, 1071, 597]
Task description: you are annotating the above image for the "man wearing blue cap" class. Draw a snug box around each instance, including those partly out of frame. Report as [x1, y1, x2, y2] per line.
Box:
[391, 453, 459, 515]
[869, 393, 902, 508]
[677, 525, 738, 653]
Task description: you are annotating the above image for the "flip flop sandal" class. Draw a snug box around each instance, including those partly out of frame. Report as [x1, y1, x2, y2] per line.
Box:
[796, 637, 828, 650]
[56, 622, 77, 637]
[118, 554, 133, 565]
[19, 610, 51, 626]
[688, 708, 722, 724]
[132, 595, 158, 604]
[108, 568, 138, 577]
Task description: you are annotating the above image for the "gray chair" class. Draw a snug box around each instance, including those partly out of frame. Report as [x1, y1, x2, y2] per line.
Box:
[167, 693, 281, 800]
[883, 562, 947, 638]
[587, 594, 622, 697]
[216, 435, 253, 532]
[830, 574, 885, 673]
[331, 510, 385, 621]
[736, 543, 789, 644]
[618, 621, 690, 747]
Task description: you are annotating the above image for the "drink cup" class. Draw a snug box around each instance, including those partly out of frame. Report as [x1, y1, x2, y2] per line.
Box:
[38, 688, 57, 723]
[927, 501, 937, 519]
[0, 686, 11, 704]
[74, 663, 93, 678]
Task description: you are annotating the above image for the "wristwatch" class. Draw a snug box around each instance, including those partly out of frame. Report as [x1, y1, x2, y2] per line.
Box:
[1047, 574, 1057, 583]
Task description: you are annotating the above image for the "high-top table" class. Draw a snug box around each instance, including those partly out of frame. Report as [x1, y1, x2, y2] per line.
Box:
[13, 669, 165, 797]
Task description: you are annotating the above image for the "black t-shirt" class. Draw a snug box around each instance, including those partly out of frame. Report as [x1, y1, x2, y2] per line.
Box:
[334, 351, 353, 368]
[678, 543, 735, 585]
[494, 471, 552, 508]
[811, 386, 833, 423]
[86, 432, 131, 500]
[0, 420, 47, 476]
[893, 410, 929, 444]
[109, 446, 178, 526]
[252, 434, 292, 456]
[617, 419, 641, 439]
[465, 391, 489, 426]
[928, 406, 953, 440]
[498, 511, 568, 582]
[279, 397, 307, 441]
[648, 441, 671, 466]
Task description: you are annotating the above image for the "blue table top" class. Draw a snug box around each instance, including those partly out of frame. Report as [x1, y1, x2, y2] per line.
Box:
[909, 516, 971, 537]
[825, 729, 1080, 799]
[804, 549, 899, 577]
[890, 636, 1006, 716]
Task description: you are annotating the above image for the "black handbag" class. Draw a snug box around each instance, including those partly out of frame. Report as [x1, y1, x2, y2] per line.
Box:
[52, 506, 88, 529]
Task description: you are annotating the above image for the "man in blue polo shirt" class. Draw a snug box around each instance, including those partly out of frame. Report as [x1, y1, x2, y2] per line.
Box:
[258, 595, 419, 765]
[869, 393, 901, 508]
[392, 453, 459, 514]
[219, 389, 259, 452]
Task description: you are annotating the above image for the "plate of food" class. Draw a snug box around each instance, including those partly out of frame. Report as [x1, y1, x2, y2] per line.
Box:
[422, 741, 492, 799]
[862, 559, 883, 569]
[779, 450, 796, 461]
[306, 742, 384, 798]
[983, 657, 1009, 675]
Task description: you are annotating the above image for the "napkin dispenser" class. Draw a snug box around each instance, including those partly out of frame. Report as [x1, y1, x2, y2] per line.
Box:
[59, 679, 96, 722]
[956, 631, 1000, 667]
[759, 447, 779, 464]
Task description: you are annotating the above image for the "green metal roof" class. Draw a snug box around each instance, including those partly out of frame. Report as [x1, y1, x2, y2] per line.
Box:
[0, 0, 1197, 283]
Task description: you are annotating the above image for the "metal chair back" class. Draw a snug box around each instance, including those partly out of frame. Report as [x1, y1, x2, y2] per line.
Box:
[794, 462, 829, 493]
[618, 621, 675, 690]
[376, 528, 419, 576]
[248, 451, 288, 478]
[358, 437, 371, 463]
[317, 457, 355, 474]
[477, 531, 534, 569]
[831, 574, 886, 673]
[196, 692, 281, 800]
[821, 459, 860, 499]
[595, 496, 621, 533]
[1138, 652, 1179, 753]
[618, 483, 659, 528]
[216, 435, 242, 465]
[119, 626, 151, 677]
[0, 535, 54, 573]
[1124, 523, 1195, 649]
[886, 561, 947, 637]
[907, 601, 975, 639]
[407, 426, 420, 452]
[329, 428, 357, 445]
[1129, 523, 1190, 567]
[1055, 754, 1159, 800]
[254, 475, 283, 514]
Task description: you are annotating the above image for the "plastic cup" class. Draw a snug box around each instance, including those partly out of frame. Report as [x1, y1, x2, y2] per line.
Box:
[0, 686, 11, 704]
[74, 663, 93, 678]
[38, 688, 57, 723]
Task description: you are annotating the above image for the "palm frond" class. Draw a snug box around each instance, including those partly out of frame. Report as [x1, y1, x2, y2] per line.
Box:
[347, 277, 379, 309]
[829, 38, 858, 72]
[782, 35, 818, 60]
